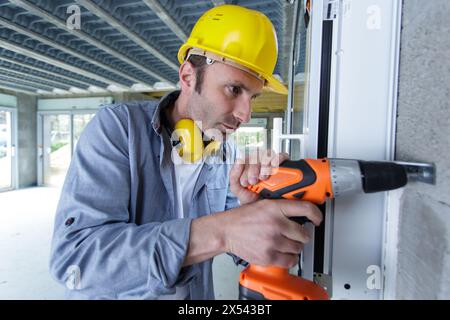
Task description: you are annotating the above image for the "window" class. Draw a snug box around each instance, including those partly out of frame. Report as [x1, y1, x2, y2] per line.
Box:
[0, 109, 14, 190]
[39, 112, 95, 187]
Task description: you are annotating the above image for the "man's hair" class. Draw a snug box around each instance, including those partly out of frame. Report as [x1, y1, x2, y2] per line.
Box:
[187, 54, 207, 94]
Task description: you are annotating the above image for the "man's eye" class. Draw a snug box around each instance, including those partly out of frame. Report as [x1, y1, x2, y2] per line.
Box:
[229, 86, 242, 96]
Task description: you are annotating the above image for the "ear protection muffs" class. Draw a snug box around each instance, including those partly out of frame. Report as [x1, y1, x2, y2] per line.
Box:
[172, 119, 222, 163]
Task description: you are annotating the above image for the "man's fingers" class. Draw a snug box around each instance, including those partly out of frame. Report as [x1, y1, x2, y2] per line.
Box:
[270, 252, 299, 269]
[234, 151, 291, 187]
[230, 158, 245, 188]
[260, 151, 290, 180]
[259, 150, 274, 179]
[244, 163, 261, 185]
[271, 152, 290, 167]
[276, 200, 323, 226]
[281, 221, 311, 244]
[277, 236, 305, 255]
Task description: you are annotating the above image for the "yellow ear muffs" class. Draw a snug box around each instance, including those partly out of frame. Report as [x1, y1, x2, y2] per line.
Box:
[173, 119, 222, 163]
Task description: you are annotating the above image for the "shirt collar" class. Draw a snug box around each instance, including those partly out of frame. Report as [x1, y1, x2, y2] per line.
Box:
[151, 90, 181, 135]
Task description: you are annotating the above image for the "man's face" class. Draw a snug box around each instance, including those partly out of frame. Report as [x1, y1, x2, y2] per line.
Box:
[186, 61, 263, 138]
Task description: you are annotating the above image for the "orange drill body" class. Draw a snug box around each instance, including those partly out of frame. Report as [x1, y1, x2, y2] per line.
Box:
[240, 158, 333, 300]
[247, 158, 334, 204]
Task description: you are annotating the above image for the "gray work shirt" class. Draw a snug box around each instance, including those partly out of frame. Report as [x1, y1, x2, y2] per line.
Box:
[49, 90, 242, 299]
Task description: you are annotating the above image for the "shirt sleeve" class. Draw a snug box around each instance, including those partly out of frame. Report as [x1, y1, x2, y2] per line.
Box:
[49, 106, 199, 299]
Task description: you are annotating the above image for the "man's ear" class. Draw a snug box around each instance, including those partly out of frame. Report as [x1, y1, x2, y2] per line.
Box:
[179, 61, 196, 93]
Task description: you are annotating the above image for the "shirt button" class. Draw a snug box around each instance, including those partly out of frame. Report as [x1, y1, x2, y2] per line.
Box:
[65, 217, 75, 227]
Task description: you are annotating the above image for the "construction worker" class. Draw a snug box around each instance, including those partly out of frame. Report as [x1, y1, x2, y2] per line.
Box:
[49, 5, 322, 299]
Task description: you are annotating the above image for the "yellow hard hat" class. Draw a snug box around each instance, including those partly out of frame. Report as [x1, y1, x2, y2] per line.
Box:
[178, 5, 287, 95]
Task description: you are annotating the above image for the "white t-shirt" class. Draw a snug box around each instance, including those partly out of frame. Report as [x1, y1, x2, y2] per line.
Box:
[157, 148, 204, 300]
[172, 149, 205, 218]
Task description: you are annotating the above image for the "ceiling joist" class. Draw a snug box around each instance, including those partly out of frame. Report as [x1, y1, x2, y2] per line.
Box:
[8, 0, 174, 85]
[141, 0, 188, 42]
[0, 39, 128, 88]
[0, 16, 151, 86]
[0, 56, 102, 89]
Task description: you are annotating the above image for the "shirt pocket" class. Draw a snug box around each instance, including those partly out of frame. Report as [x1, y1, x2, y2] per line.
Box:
[205, 176, 228, 214]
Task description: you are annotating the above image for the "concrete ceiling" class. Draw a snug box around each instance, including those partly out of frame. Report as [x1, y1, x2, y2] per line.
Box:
[0, 0, 294, 96]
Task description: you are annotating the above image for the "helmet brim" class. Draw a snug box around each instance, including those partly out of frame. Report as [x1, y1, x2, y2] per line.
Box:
[264, 74, 288, 95]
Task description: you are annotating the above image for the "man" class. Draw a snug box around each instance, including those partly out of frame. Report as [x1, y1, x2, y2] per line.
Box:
[49, 4, 322, 299]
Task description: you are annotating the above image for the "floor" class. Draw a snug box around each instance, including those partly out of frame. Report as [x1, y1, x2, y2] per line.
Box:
[0, 187, 242, 299]
[0, 187, 65, 299]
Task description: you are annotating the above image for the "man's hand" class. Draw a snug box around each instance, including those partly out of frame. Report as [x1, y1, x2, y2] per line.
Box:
[230, 150, 290, 205]
[222, 199, 323, 268]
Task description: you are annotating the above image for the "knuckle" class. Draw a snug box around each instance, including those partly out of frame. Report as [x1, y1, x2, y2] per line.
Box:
[270, 253, 283, 266]
[302, 200, 315, 211]
[292, 240, 303, 253]
[304, 227, 312, 238]
[260, 166, 272, 175]
[300, 231, 310, 244]
[263, 250, 275, 264]
[252, 163, 262, 172]
[280, 255, 296, 268]
[292, 240, 304, 253]
[302, 237, 310, 245]
[302, 202, 320, 219]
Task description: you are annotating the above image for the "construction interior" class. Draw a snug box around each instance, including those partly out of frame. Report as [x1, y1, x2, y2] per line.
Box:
[0, 0, 449, 300]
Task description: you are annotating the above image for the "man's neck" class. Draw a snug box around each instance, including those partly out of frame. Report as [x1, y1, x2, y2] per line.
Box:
[165, 91, 190, 130]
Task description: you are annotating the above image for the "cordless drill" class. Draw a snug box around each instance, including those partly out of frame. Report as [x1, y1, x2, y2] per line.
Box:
[239, 158, 412, 300]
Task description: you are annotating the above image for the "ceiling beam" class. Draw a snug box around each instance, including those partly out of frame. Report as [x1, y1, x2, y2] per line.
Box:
[0, 82, 38, 94]
[77, 0, 181, 71]
[0, 66, 72, 90]
[0, 39, 128, 88]
[0, 74, 54, 91]
[0, 56, 98, 89]
[8, 0, 174, 84]
[211, 0, 226, 6]
[141, 0, 188, 42]
[0, 17, 150, 86]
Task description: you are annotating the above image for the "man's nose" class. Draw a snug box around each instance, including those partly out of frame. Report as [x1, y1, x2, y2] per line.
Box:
[233, 97, 252, 124]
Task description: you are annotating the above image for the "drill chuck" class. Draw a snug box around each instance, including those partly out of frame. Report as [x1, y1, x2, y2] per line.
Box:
[357, 160, 408, 193]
